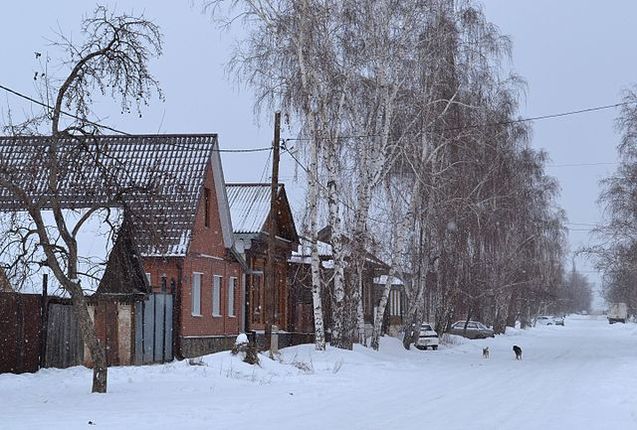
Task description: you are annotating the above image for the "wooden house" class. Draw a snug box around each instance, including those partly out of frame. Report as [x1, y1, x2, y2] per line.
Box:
[226, 183, 299, 334]
[288, 232, 407, 338]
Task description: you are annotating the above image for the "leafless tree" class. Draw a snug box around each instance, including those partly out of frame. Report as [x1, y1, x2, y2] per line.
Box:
[0, 6, 163, 393]
[588, 88, 637, 311]
[208, 0, 568, 351]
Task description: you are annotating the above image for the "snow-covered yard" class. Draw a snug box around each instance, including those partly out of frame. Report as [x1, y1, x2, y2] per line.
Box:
[2, 315, 637, 429]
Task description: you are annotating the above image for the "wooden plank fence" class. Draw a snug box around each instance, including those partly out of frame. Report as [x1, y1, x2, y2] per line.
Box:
[1, 291, 174, 374]
[0, 293, 41, 374]
[45, 303, 83, 369]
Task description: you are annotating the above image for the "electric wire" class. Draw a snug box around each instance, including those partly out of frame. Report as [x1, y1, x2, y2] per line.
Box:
[284, 100, 637, 142]
[0, 83, 271, 153]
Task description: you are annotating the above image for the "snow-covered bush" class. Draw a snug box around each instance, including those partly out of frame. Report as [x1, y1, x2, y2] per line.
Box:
[231, 333, 259, 365]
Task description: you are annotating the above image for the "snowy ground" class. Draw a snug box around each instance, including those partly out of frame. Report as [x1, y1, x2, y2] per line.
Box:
[2, 315, 637, 430]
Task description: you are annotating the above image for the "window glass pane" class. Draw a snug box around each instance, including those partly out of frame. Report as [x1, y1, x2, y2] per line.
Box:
[228, 278, 236, 317]
[192, 273, 201, 316]
[213, 276, 221, 316]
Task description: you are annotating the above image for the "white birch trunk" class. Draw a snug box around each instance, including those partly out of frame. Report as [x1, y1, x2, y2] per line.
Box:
[370, 198, 415, 350]
[326, 144, 349, 348]
[308, 136, 326, 351]
[294, 1, 325, 351]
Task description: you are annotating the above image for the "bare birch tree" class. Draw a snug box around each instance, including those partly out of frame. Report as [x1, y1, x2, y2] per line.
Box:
[209, 0, 568, 350]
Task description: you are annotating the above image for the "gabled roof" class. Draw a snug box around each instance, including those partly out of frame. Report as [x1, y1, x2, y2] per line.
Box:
[0, 134, 234, 256]
[226, 183, 298, 244]
[226, 184, 276, 234]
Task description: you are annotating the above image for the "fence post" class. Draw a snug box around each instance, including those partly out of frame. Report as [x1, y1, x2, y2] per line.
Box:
[39, 274, 48, 369]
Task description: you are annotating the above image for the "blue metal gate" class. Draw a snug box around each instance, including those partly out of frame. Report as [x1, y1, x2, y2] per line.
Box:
[134, 293, 173, 364]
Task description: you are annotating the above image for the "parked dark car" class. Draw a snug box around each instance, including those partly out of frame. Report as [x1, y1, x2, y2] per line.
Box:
[449, 321, 495, 339]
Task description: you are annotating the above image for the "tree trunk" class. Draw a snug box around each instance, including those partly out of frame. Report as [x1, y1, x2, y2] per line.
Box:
[325, 137, 351, 350]
[71, 286, 107, 393]
[308, 134, 326, 351]
[371, 183, 420, 351]
[355, 265, 366, 345]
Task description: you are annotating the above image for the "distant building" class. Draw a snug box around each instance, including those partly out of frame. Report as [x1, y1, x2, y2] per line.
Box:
[288, 230, 406, 339]
[227, 183, 306, 346]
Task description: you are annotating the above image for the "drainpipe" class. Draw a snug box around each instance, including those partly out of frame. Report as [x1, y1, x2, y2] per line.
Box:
[174, 259, 183, 360]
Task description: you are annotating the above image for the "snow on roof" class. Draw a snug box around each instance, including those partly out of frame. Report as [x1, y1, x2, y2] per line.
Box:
[0, 208, 121, 295]
[0, 134, 224, 256]
[289, 236, 333, 264]
[373, 275, 404, 286]
[226, 184, 274, 234]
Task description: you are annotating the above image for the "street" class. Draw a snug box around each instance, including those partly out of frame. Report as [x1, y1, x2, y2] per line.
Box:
[1, 315, 636, 430]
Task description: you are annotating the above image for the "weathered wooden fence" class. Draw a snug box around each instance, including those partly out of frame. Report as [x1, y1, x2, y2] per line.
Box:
[0, 293, 41, 373]
[45, 303, 83, 369]
[0, 291, 174, 374]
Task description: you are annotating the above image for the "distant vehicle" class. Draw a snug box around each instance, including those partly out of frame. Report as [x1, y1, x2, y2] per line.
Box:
[608, 303, 628, 324]
[535, 315, 564, 326]
[415, 323, 439, 350]
[449, 321, 495, 339]
[535, 315, 554, 326]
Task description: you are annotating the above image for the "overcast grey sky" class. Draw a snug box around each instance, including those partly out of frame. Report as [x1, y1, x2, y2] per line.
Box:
[2, 1, 635, 307]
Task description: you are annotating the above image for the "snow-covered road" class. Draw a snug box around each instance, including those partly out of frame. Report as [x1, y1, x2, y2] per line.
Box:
[2, 315, 636, 430]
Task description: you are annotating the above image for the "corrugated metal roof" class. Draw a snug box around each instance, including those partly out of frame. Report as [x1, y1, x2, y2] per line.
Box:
[0, 134, 221, 255]
[226, 184, 277, 234]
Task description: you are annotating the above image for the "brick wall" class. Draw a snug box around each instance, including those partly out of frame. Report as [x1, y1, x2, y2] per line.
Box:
[142, 161, 245, 355]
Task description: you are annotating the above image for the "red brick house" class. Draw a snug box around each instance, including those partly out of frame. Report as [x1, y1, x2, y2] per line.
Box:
[0, 134, 248, 359]
[133, 135, 247, 357]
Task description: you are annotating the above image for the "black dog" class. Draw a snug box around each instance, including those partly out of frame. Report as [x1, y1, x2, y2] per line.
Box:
[513, 345, 522, 360]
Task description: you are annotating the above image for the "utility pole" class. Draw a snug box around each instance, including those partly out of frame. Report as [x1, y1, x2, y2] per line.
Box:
[265, 111, 281, 356]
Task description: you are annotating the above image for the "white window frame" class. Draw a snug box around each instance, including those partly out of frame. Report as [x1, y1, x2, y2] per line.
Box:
[145, 272, 152, 286]
[212, 275, 222, 317]
[192, 273, 202, 316]
[390, 290, 401, 316]
[228, 277, 237, 317]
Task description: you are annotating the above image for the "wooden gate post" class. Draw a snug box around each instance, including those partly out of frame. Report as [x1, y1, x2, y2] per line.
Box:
[39, 274, 48, 368]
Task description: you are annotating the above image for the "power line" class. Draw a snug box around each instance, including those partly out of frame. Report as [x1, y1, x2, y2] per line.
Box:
[284, 100, 636, 142]
[547, 162, 618, 168]
[0, 83, 131, 135]
[216, 146, 272, 153]
[450, 101, 632, 131]
[281, 143, 390, 224]
[0, 82, 271, 153]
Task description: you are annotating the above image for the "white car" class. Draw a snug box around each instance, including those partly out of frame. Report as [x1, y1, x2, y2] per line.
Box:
[415, 323, 439, 350]
[535, 315, 560, 326]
